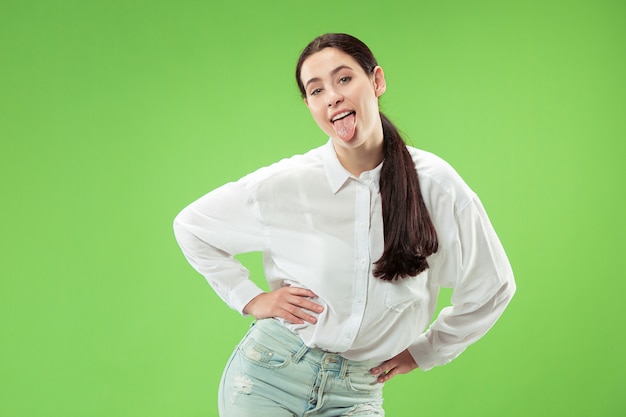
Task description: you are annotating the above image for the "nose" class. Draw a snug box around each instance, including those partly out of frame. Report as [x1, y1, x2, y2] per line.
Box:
[326, 87, 343, 107]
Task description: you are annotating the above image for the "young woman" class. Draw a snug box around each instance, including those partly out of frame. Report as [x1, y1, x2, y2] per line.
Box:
[174, 33, 515, 416]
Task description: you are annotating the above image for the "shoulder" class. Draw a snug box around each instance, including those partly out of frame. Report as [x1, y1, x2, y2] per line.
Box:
[406, 146, 476, 213]
[238, 145, 326, 189]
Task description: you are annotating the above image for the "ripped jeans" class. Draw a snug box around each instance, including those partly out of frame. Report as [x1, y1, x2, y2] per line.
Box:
[218, 318, 385, 416]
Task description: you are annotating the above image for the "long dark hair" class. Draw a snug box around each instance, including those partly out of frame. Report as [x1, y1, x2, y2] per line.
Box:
[295, 33, 438, 281]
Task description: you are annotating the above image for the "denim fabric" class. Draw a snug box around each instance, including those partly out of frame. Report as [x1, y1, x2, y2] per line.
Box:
[218, 319, 385, 416]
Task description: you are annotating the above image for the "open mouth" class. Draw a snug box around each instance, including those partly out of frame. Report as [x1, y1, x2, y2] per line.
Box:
[330, 111, 357, 141]
[331, 111, 356, 123]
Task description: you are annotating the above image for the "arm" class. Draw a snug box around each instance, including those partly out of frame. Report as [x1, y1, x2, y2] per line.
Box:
[373, 196, 516, 380]
[408, 196, 516, 371]
[174, 178, 323, 322]
[173, 180, 267, 314]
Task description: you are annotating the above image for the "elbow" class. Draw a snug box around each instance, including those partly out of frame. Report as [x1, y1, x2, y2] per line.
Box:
[172, 214, 183, 241]
[172, 210, 192, 247]
[498, 272, 516, 307]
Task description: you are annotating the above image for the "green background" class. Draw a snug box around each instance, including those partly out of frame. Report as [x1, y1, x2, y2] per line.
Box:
[2, 0, 624, 416]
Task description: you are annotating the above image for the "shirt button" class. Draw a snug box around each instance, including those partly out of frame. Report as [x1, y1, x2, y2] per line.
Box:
[360, 259, 366, 264]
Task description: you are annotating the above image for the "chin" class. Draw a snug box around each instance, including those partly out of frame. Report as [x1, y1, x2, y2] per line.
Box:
[334, 136, 363, 148]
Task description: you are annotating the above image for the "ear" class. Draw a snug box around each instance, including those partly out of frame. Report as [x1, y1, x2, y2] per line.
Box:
[372, 66, 386, 97]
[303, 97, 309, 107]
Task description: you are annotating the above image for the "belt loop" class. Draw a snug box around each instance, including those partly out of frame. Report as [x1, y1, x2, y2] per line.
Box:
[339, 356, 348, 379]
[292, 342, 308, 364]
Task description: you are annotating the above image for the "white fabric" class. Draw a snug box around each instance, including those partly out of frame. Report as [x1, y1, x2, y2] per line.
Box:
[173, 140, 515, 370]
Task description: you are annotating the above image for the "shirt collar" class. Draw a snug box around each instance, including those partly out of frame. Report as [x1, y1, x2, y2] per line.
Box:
[321, 139, 383, 194]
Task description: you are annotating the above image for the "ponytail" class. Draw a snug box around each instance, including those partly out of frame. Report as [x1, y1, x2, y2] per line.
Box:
[373, 112, 439, 281]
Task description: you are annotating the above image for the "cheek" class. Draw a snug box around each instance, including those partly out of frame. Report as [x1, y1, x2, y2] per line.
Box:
[309, 107, 328, 127]
[361, 98, 380, 120]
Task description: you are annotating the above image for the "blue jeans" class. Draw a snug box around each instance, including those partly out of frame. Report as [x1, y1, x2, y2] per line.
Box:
[218, 319, 385, 416]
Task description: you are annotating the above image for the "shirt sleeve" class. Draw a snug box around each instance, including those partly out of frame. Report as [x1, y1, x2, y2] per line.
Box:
[173, 178, 267, 315]
[408, 196, 516, 371]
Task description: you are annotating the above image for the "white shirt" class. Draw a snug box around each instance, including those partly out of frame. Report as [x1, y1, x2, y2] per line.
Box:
[173, 140, 515, 370]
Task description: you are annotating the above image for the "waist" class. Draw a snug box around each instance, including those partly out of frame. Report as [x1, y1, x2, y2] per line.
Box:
[249, 318, 382, 371]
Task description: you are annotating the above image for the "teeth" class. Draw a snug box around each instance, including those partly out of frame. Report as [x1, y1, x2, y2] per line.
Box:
[332, 111, 353, 122]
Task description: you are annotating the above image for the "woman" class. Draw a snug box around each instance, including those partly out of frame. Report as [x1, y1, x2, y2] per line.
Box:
[174, 33, 515, 416]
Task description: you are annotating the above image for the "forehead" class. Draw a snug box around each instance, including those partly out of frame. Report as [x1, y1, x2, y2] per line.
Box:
[300, 48, 363, 82]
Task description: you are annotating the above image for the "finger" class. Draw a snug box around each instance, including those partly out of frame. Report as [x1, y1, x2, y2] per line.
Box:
[370, 361, 393, 376]
[285, 287, 318, 298]
[289, 295, 324, 314]
[371, 361, 397, 380]
[284, 305, 319, 324]
[277, 301, 319, 324]
[280, 289, 323, 313]
[376, 365, 399, 383]
[274, 306, 307, 324]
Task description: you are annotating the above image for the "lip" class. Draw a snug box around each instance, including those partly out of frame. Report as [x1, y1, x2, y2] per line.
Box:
[330, 109, 355, 123]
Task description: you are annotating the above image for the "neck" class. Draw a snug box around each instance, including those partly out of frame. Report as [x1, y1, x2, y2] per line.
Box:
[334, 134, 384, 177]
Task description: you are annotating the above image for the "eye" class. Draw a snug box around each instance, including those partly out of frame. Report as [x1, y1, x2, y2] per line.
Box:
[339, 76, 352, 84]
[309, 88, 322, 96]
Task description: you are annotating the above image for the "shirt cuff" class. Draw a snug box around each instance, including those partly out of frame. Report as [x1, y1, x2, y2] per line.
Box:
[229, 279, 266, 316]
[407, 332, 457, 372]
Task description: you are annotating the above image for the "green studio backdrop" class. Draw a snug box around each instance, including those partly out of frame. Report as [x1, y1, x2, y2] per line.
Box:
[1, 0, 624, 416]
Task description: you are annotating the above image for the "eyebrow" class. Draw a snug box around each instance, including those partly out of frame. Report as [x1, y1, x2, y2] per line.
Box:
[304, 65, 353, 89]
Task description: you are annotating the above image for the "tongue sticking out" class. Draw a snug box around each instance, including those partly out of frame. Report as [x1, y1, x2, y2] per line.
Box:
[332, 112, 356, 141]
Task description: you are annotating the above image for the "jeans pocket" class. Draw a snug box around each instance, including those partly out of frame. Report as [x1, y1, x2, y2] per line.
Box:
[346, 369, 383, 395]
[238, 335, 292, 369]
